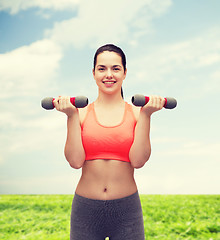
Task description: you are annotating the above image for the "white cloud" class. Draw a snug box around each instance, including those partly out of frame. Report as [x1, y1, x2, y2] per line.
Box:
[202, 70, 220, 95]
[0, 0, 79, 14]
[126, 27, 220, 99]
[136, 172, 219, 194]
[129, 27, 220, 80]
[159, 141, 220, 160]
[0, 39, 63, 164]
[0, 39, 62, 98]
[197, 53, 220, 67]
[134, 139, 220, 194]
[0, 172, 81, 194]
[1, 0, 219, 195]
[0, 0, 173, 101]
[45, 0, 172, 49]
[0, 100, 68, 162]
[9, 116, 66, 154]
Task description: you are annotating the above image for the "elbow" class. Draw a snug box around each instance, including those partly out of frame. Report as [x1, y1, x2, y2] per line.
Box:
[68, 161, 83, 169]
[129, 142, 151, 169]
[67, 156, 84, 169]
[131, 162, 143, 169]
[64, 151, 85, 169]
[130, 158, 148, 169]
[130, 150, 151, 169]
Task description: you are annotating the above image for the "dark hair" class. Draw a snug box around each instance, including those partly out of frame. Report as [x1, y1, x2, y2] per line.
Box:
[93, 44, 126, 98]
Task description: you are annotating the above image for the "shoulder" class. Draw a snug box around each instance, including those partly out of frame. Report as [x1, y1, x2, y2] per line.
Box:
[78, 104, 90, 125]
[127, 102, 140, 121]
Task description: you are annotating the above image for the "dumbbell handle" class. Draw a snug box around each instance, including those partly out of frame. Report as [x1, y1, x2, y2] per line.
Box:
[131, 94, 177, 109]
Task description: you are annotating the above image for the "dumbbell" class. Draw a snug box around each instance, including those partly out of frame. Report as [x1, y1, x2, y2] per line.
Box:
[131, 94, 177, 109]
[41, 96, 88, 110]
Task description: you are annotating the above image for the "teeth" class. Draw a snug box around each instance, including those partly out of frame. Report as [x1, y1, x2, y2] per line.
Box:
[103, 81, 116, 83]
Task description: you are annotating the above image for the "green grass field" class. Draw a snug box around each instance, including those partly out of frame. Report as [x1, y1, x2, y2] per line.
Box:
[0, 195, 219, 240]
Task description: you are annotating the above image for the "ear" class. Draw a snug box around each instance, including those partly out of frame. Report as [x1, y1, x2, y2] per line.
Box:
[123, 68, 127, 80]
[92, 69, 95, 78]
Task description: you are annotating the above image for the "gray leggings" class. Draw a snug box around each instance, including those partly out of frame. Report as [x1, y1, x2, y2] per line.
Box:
[70, 191, 145, 240]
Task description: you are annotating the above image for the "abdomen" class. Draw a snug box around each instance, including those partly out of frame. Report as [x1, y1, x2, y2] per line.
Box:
[75, 159, 138, 200]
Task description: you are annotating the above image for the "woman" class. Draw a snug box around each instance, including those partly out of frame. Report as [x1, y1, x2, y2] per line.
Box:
[53, 44, 165, 240]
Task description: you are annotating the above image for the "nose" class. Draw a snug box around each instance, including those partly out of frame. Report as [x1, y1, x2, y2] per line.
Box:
[106, 69, 113, 79]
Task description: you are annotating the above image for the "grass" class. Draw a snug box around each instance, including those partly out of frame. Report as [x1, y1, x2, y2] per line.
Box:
[141, 195, 220, 239]
[0, 195, 219, 239]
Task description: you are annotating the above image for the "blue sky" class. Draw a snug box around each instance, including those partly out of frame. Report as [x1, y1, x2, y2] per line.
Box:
[0, 0, 219, 194]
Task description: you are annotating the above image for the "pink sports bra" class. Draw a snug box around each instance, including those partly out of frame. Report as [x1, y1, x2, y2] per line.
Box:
[81, 102, 137, 162]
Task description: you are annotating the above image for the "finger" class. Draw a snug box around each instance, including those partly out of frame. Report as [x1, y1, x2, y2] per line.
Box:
[63, 97, 67, 109]
[154, 96, 160, 108]
[161, 97, 165, 108]
[57, 95, 61, 103]
[60, 96, 66, 110]
[60, 97, 66, 109]
[53, 97, 59, 109]
[148, 95, 154, 105]
[151, 95, 157, 107]
[56, 96, 63, 110]
[151, 95, 161, 109]
[158, 96, 164, 109]
[66, 96, 71, 106]
[156, 96, 162, 108]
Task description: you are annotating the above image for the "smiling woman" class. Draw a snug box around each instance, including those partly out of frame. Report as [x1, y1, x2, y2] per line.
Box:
[53, 43, 165, 239]
[93, 51, 126, 96]
[93, 44, 127, 98]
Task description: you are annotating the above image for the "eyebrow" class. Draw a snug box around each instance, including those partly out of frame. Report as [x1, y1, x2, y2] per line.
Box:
[97, 65, 122, 68]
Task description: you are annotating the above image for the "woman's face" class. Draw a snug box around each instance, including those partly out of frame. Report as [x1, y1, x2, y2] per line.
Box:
[93, 51, 127, 95]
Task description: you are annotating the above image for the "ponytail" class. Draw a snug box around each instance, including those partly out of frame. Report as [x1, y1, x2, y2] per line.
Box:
[121, 87, 124, 99]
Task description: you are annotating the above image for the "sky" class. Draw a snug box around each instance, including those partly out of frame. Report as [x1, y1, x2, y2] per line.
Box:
[0, 0, 219, 195]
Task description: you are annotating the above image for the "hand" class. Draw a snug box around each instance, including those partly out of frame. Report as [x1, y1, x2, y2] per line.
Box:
[141, 95, 165, 117]
[53, 96, 77, 117]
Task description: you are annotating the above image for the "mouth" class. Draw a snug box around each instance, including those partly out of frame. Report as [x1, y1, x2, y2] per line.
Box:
[102, 80, 117, 85]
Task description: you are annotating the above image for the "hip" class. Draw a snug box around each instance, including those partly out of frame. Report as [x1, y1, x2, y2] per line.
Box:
[70, 191, 145, 239]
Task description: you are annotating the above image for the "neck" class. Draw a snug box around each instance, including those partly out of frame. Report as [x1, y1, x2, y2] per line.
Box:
[95, 91, 124, 107]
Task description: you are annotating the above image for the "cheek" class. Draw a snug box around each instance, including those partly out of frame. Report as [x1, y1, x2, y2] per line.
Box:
[94, 74, 104, 84]
[93, 72, 100, 80]
[95, 74, 103, 81]
[117, 73, 126, 80]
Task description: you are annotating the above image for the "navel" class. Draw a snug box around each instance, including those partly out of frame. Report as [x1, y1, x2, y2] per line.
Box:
[104, 188, 107, 192]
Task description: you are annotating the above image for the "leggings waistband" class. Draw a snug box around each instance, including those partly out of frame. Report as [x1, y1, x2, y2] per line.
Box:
[73, 191, 139, 205]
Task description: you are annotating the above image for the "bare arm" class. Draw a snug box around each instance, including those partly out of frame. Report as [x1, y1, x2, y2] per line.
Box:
[53, 96, 85, 169]
[129, 96, 165, 169]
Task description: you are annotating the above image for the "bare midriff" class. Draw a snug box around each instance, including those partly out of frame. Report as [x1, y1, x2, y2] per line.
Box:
[75, 159, 138, 200]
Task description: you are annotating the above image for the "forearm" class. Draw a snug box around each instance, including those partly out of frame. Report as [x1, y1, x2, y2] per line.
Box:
[129, 109, 151, 169]
[64, 113, 85, 169]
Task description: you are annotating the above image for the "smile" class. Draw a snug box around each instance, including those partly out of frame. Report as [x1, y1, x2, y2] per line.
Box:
[102, 81, 116, 84]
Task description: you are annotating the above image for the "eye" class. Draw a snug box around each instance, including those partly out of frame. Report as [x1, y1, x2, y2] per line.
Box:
[98, 67, 105, 71]
[113, 67, 120, 71]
